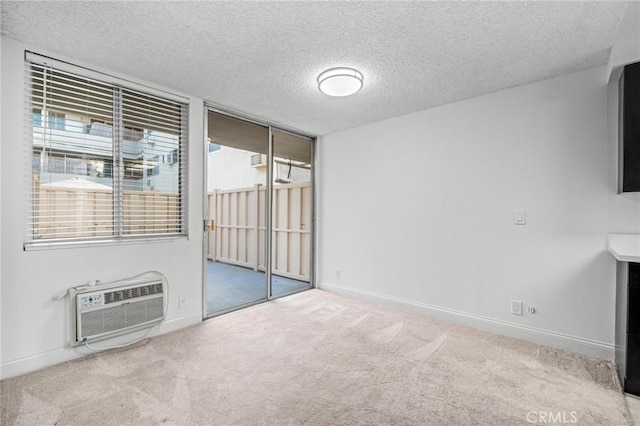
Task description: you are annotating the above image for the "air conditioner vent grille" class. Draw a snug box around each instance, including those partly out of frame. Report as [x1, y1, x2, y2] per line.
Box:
[104, 283, 163, 304]
[80, 298, 164, 339]
[251, 153, 266, 167]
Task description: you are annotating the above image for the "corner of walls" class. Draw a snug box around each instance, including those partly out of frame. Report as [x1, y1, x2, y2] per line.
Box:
[606, 2, 640, 82]
[0, 36, 205, 380]
[605, 0, 640, 235]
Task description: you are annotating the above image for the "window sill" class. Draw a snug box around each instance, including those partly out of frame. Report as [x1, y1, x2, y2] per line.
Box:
[24, 235, 189, 251]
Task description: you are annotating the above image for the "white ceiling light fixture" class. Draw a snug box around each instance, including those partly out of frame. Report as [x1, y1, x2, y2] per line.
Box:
[317, 67, 364, 97]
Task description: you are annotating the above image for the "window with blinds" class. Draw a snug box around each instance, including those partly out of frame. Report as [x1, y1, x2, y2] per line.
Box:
[25, 56, 188, 247]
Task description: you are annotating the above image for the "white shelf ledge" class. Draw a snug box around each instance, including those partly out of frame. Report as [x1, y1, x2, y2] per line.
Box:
[608, 234, 640, 262]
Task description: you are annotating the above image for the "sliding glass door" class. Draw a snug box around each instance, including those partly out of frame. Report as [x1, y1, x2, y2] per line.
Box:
[270, 130, 313, 298]
[205, 110, 314, 317]
[205, 112, 269, 315]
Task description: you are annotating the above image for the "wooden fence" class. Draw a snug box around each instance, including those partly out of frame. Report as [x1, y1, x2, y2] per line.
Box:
[32, 179, 310, 283]
[32, 187, 180, 239]
[207, 182, 311, 282]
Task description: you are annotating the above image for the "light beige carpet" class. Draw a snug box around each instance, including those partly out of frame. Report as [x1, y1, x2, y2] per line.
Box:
[0, 289, 630, 425]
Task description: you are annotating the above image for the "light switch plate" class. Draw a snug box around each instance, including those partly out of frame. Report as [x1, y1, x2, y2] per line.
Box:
[514, 211, 526, 225]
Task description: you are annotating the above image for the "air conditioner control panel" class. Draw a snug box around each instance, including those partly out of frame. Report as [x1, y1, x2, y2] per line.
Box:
[78, 292, 104, 310]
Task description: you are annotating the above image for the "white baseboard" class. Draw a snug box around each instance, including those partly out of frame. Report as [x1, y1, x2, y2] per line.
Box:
[318, 282, 614, 360]
[0, 312, 202, 380]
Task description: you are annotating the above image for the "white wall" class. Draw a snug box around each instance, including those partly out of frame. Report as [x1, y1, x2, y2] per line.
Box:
[318, 66, 622, 359]
[207, 148, 310, 192]
[0, 37, 205, 379]
[208, 147, 267, 191]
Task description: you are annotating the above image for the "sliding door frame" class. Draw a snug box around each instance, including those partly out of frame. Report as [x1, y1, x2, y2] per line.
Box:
[267, 126, 316, 300]
[202, 103, 316, 319]
[266, 127, 273, 299]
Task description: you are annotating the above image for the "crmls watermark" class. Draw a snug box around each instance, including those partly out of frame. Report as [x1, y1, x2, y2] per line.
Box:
[526, 411, 578, 424]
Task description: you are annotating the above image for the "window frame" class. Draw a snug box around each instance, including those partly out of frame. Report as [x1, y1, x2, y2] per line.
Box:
[24, 52, 190, 250]
[47, 111, 66, 130]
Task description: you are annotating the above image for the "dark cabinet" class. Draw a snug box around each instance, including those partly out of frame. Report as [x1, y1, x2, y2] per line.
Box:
[617, 262, 640, 394]
[620, 62, 640, 193]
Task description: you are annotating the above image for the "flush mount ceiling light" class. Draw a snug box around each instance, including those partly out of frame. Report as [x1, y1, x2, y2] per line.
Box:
[317, 67, 363, 97]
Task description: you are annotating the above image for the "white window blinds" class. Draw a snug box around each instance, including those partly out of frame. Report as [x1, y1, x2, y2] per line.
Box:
[25, 56, 189, 247]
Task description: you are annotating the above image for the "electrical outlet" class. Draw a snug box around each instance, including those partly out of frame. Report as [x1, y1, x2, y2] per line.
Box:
[511, 300, 523, 316]
[335, 270, 340, 280]
[179, 295, 187, 309]
[528, 306, 536, 314]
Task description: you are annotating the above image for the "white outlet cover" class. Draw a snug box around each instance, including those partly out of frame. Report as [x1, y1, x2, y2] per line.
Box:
[511, 300, 523, 315]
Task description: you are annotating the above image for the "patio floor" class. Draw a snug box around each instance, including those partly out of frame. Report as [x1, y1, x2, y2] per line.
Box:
[206, 261, 310, 315]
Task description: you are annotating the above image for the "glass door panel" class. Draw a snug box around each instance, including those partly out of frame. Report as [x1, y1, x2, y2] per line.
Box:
[206, 112, 269, 316]
[270, 130, 313, 298]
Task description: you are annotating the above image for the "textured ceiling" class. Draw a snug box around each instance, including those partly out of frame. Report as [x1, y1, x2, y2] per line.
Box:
[1, 1, 629, 136]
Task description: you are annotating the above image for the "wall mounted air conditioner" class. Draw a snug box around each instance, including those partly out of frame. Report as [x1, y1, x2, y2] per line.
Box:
[72, 279, 165, 345]
[168, 149, 178, 165]
[251, 153, 267, 168]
